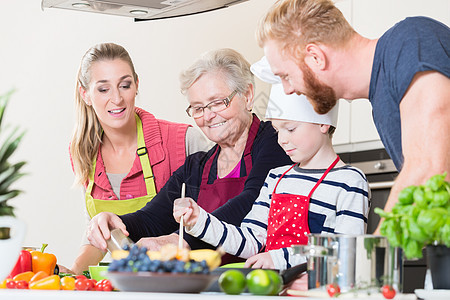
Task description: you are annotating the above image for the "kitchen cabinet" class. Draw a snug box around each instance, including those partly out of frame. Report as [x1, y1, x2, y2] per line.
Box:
[332, 0, 450, 152]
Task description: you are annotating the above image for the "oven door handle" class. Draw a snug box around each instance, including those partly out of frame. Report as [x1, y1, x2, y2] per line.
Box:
[369, 181, 395, 190]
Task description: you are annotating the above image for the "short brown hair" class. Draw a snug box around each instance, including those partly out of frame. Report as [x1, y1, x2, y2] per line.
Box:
[256, 0, 355, 56]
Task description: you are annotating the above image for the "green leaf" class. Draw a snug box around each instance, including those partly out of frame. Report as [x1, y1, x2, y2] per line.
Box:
[0, 190, 21, 203]
[0, 167, 17, 187]
[0, 172, 26, 193]
[0, 129, 25, 167]
[0, 204, 15, 217]
[374, 207, 392, 219]
[413, 187, 428, 208]
[439, 219, 450, 247]
[404, 240, 423, 259]
[408, 217, 429, 243]
[429, 190, 450, 208]
[0, 89, 15, 129]
[398, 185, 416, 205]
[417, 208, 447, 236]
[425, 173, 447, 192]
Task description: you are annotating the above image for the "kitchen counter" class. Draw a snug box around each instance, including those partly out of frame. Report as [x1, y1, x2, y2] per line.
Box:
[0, 290, 418, 300]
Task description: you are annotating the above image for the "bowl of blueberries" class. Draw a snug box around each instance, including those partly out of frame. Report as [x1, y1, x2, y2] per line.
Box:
[107, 244, 218, 293]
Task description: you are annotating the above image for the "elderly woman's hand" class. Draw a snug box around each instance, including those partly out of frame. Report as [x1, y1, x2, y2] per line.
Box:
[173, 197, 200, 227]
[87, 212, 128, 251]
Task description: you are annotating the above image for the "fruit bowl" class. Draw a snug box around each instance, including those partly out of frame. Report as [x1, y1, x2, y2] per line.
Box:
[107, 271, 218, 293]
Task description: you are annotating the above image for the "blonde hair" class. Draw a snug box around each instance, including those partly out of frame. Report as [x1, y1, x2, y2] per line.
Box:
[71, 43, 138, 186]
[256, 0, 355, 57]
[179, 48, 254, 96]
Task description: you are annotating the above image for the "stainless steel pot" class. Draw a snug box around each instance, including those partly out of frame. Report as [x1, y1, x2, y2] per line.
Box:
[291, 234, 401, 292]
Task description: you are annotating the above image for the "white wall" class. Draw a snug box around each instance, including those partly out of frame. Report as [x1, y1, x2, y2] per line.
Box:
[1, 0, 449, 268]
[0, 0, 274, 267]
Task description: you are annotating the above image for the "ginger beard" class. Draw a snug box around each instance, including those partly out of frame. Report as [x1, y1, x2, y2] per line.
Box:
[299, 60, 337, 115]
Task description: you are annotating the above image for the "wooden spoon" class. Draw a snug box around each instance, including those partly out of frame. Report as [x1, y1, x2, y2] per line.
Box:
[178, 183, 186, 249]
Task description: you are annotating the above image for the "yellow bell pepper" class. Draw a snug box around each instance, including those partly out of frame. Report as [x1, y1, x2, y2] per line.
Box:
[31, 244, 57, 275]
[0, 279, 7, 289]
[60, 276, 75, 290]
[29, 275, 61, 290]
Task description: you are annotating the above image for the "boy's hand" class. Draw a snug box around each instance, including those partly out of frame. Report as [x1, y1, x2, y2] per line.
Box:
[244, 252, 275, 269]
[173, 197, 200, 227]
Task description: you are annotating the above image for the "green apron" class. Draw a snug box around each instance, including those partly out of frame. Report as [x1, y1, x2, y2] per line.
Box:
[85, 114, 157, 218]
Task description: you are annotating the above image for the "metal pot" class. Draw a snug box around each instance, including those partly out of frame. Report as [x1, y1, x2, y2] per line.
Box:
[291, 234, 401, 292]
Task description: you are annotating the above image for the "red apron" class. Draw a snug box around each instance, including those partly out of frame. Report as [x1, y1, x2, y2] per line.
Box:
[266, 156, 340, 251]
[196, 115, 260, 264]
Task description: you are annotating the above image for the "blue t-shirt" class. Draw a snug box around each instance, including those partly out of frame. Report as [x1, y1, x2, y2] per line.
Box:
[369, 16, 450, 171]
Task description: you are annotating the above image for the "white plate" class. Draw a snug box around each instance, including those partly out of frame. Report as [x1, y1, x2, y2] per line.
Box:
[415, 289, 450, 299]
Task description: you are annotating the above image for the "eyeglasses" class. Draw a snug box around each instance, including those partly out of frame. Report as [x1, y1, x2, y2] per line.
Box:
[186, 90, 238, 119]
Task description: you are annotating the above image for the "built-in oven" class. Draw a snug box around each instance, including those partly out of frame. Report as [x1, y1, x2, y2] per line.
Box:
[339, 148, 398, 234]
[338, 148, 427, 293]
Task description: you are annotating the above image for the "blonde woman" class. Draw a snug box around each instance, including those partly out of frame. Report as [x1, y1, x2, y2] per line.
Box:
[69, 43, 208, 274]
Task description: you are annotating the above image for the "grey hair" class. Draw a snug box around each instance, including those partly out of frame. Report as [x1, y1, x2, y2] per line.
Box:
[180, 48, 254, 95]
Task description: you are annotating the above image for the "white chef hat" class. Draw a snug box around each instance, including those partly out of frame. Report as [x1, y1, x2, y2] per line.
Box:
[250, 56, 339, 127]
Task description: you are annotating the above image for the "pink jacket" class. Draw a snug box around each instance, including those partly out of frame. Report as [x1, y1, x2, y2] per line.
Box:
[82, 107, 189, 200]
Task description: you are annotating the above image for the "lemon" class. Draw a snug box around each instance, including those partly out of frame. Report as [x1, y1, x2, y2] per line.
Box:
[246, 269, 273, 295]
[218, 270, 246, 295]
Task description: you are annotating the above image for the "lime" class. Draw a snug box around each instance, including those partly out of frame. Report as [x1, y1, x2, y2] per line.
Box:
[218, 270, 246, 295]
[266, 270, 282, 295]
[246, 269, 273, 295]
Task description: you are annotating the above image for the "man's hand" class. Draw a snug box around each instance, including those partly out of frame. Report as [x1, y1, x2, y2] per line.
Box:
[87, 212, 128, 251]
[244, 252, 275, 269]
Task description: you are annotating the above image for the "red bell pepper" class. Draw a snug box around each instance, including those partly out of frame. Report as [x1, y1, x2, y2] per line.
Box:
[8, 250, 32, 278]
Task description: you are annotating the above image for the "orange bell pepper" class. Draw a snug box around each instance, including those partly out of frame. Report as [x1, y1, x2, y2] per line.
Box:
[31, 244, 57, 275]
[29, 271, 49, 284]
[29, 275, 61, 290]
[13, 271, 35, 283]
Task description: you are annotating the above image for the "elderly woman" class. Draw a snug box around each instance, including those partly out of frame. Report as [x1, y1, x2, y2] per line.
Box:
[86, 48, 292, 264]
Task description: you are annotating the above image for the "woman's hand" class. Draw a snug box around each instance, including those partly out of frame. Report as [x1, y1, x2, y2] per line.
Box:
[244, 252, 275, 269]
[86, 212, 128, 251]
[136, 233, 189, 251]
[173, 197, 200, 227]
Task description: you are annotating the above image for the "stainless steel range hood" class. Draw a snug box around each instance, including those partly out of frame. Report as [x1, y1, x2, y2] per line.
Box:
[41, 0, 249, 21]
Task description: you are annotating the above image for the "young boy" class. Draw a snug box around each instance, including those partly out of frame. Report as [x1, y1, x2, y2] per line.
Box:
[173, 56, 370, 271]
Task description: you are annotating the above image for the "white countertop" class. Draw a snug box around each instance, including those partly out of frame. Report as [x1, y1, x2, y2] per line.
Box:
[0, 289, 418, 300]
